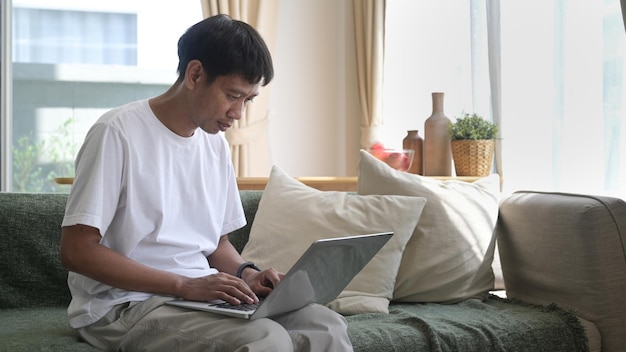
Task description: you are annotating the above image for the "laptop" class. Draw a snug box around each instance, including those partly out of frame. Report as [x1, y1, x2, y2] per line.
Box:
[165, 232, 393, 320]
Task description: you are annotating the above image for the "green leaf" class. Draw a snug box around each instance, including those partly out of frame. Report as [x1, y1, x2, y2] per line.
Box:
[448, 112, 498, 140]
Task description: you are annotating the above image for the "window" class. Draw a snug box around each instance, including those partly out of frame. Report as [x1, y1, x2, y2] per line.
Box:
[0, 0, 202, 192]
[13, 8, 137, 65]
[383, 0, 626, 198]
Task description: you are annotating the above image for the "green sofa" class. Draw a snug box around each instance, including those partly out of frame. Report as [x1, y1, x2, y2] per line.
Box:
[1, 190, 624, 351]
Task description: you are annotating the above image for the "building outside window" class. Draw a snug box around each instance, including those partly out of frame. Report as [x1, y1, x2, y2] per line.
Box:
[1, 0, 201, 192]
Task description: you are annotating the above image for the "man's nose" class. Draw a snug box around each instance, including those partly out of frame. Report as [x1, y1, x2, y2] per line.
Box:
[228, 101, 246, 120]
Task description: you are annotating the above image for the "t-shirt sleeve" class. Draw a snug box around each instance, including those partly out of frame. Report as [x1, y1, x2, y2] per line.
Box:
[62, 122, 125, 236]
[220, 140, 246, 235]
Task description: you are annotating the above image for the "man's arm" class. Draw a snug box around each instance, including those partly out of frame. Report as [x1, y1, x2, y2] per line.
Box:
[60, 224, 258, 305]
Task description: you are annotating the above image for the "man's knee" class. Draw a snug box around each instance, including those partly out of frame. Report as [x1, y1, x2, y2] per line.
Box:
[276, 304, 353, 352]
[291, 304, 349, 330]
[234, 318, 294, 352]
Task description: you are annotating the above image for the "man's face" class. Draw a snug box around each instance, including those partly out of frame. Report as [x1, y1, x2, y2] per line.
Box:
[188, 67, 261, 135]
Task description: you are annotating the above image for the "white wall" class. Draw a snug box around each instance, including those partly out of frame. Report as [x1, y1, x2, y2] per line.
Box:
[267, 0, 361, 177]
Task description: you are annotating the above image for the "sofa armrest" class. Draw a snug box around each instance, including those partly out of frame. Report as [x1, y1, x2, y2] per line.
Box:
[497, 191, 626, 352]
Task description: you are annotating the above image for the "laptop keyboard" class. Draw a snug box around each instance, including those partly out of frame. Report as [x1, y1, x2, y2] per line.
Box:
[212, 301, 261, 311]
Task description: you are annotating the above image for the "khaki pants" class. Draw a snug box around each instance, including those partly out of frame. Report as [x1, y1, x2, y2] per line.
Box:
[77, 296, 353, 352]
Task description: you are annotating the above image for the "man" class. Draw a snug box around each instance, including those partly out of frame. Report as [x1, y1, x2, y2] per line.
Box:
[60, 14, 353, 351]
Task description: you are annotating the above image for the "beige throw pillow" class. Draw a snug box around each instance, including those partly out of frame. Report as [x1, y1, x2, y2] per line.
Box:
[241, 166, 426, 314]
[357, 150, 499, 303]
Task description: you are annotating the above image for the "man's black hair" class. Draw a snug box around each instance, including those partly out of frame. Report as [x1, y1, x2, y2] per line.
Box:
[177, 14, 274, 86]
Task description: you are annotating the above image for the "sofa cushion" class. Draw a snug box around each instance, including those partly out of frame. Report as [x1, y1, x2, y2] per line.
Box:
[0, 193, 71, 309]
[357, 150, 500, 303]
[0, 308, 97, 351]
[241, 166, 426, 315]
[226, 190, 264, 253]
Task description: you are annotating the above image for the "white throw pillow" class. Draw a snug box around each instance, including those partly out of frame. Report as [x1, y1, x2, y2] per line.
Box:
[357, 149, 500, 303]
[241, 165, 427, 314]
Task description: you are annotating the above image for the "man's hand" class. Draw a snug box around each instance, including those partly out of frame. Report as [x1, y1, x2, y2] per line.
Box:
[207, 235, 285, 301]
[241, 268, 284, 298]
[178, 272, 261, 305]
[178, 268, 283, 306]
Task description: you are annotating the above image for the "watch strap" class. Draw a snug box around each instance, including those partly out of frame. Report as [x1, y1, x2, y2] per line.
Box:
[236, 262, 261, 278]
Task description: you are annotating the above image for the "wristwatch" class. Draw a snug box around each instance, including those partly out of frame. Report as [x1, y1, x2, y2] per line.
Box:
[236, 262, 261, 278]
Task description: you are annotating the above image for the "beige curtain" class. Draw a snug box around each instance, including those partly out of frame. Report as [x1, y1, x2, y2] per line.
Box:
[201, 0, 280, 176]
[353, 0, 385, 150]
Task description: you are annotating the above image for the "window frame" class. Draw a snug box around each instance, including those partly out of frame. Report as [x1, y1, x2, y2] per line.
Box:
[1, 0, 13, 191]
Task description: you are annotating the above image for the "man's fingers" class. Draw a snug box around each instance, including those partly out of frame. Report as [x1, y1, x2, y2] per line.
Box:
[181, 273, 257, 304]
[210, 273, 258, 304]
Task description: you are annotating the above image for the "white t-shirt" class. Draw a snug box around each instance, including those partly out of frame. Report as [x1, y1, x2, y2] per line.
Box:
[62, 99, 246, 328]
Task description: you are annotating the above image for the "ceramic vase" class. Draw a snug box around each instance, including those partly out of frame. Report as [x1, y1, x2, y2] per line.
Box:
[423, 92, 452, 176]
[402, 130, 423, 175]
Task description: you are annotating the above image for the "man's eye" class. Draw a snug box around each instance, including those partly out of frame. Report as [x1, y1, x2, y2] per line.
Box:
[245, 97, 255, 104]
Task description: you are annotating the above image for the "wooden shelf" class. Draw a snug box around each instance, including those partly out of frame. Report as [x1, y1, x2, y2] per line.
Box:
[55, 175, 488, 192]
[53, 177, 75, 185]
[237, 177, 359, 191]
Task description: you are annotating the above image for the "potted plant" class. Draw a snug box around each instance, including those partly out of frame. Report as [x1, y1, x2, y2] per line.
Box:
[448, 112, 498, 176]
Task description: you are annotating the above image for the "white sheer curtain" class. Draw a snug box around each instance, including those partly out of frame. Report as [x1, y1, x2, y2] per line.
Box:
[499, 1, 625, 198]
[384, 0, 626, 198]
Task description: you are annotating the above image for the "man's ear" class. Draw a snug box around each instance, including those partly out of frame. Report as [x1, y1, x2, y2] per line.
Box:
[184, 60, 204, 89]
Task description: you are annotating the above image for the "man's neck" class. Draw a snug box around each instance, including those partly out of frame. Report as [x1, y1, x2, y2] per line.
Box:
[149, 85, 196, 137]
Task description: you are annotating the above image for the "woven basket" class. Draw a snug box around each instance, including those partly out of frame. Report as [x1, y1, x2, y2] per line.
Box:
[450, 140, 495, 176]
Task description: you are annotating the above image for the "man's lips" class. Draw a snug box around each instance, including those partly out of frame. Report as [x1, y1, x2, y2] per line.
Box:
[218, 122, 231, 131]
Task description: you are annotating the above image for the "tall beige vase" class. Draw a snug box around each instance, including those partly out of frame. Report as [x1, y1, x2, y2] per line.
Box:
[423, 92, 452, 176]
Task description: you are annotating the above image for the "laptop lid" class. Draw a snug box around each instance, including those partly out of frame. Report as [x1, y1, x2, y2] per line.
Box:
[166, 232, 393, 320]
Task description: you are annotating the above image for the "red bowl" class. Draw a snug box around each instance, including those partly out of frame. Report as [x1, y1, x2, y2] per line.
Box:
[369, 149, 414, 172]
